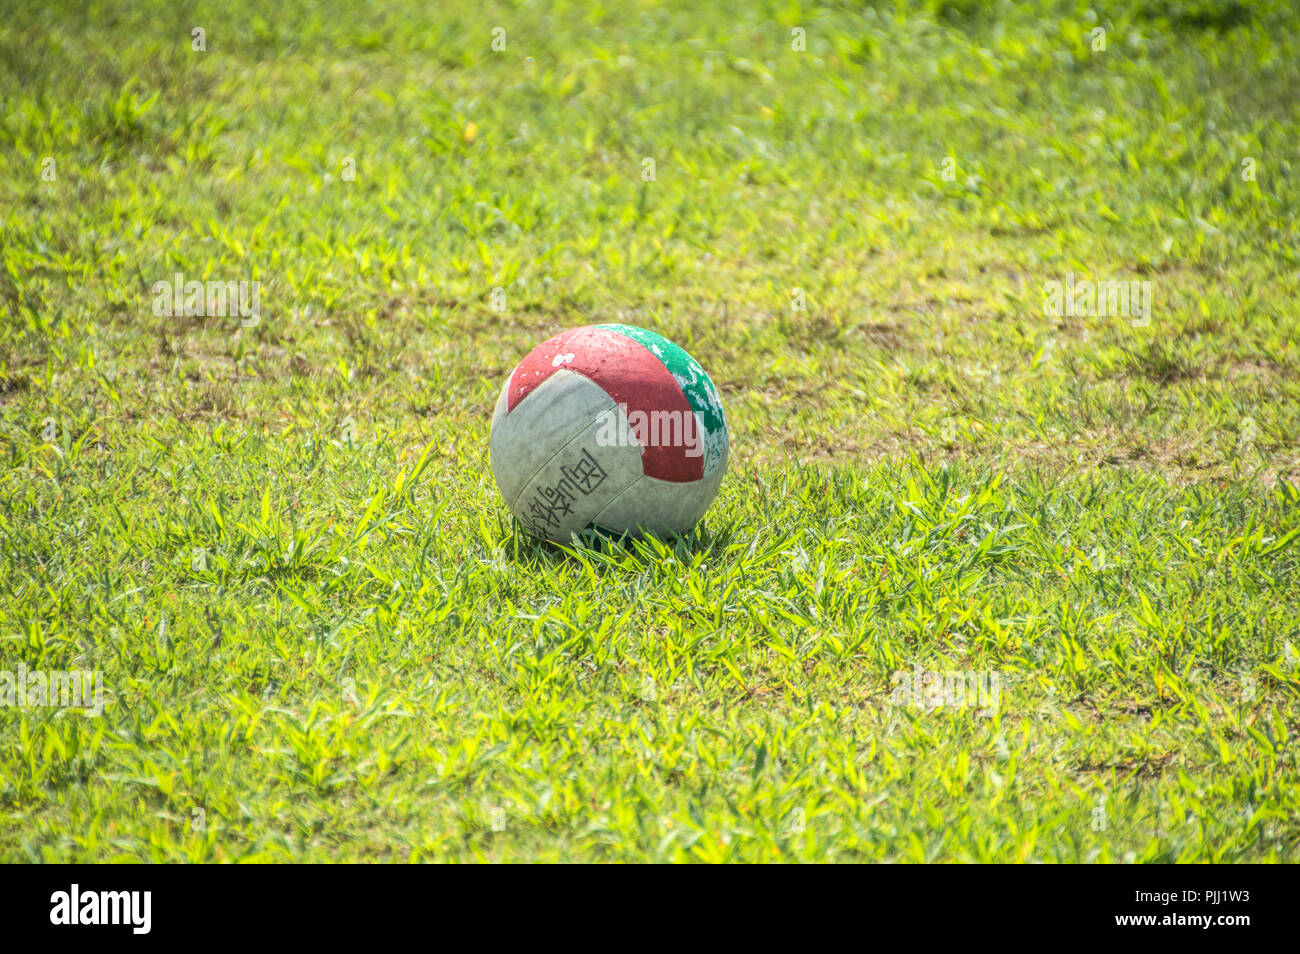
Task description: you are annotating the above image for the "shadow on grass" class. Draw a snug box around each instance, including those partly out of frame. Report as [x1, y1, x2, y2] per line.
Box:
[500, 518, 740, 569]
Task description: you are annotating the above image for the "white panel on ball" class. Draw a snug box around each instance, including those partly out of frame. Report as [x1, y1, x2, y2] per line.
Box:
[507, 415, 643, 541]
[490, 370, 616, 510]
[589, 456, 729, 536]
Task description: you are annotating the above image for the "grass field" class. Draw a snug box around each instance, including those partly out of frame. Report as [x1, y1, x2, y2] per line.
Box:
[1, 0, 1298, 862]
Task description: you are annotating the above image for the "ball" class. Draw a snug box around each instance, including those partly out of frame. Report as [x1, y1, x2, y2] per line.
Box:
[490, 324, 729, 542]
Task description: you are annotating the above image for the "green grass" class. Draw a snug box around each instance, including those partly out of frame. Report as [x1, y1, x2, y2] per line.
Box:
[1, 0, 1298, 861]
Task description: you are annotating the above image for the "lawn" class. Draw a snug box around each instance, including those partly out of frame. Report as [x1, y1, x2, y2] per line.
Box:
[0, 0, 1297, 861]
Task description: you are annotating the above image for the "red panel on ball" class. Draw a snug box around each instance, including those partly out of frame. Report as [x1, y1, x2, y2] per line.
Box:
[506, 325, 703, 482]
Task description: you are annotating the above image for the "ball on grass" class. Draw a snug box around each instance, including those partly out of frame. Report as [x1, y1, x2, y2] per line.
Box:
[490, 324, 729, 542]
